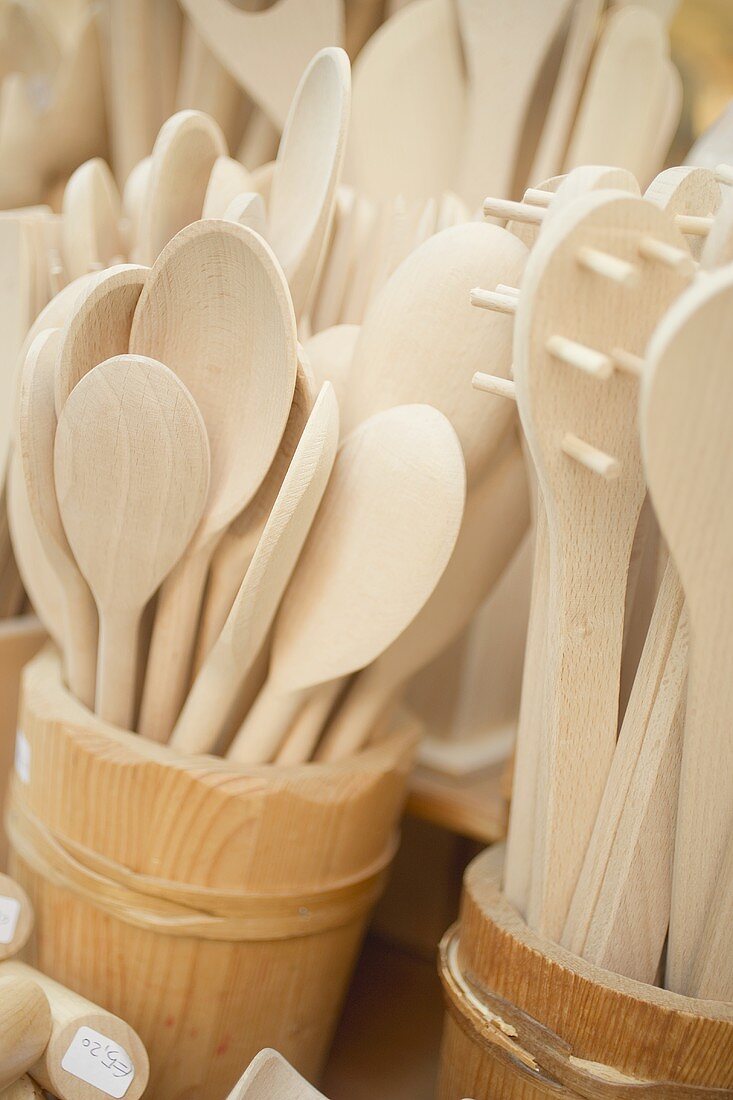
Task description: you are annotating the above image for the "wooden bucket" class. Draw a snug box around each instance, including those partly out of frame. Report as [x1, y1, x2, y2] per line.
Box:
[5, 650, 418, 1100]
[437, 846, 733, 1099]
[0, 618, 46, 871]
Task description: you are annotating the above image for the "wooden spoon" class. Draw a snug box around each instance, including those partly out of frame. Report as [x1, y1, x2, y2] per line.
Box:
[0, 975, 51, 1092]
[225, 1049, 326, 1100]
[223, 191, 267, 238]
[513, 191, 691, 939]
[303, 323, 359, 415]
[55, 355, 210, 729]
[194, 353, 315, 669]
[0, 218, 35, 487]
[202, 155, 252, 219]
[61, 158, 125, 280]
[131, 220, 297, 741]
[54, 263, 149, 415]
[171, 382, 338, 754]
[342, 221, 527, 483]
[640, 264, 733, 995]
[227, 403, 465, 764]
[315, 434, 529, 763]
[18, 328, 97, 707]
[135, 109, 226, 264]
[268, 47, 350, 318]
[179, 0, 344, 131]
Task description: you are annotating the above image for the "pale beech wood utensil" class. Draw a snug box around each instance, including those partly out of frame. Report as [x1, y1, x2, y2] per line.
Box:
[342, 222, 527, 482]
[456, 0, 572, 209]
[132, 220, 297, 741]
[180, 0, 343, 131]
[202, 155, 252, 219]
[61, 158, 124, 280]
[225, 1049, 326, 1100]
[18, 329, 97, 708]
[135, 109, 226, 264]
[121, 155, 151, 258]
[564, 7, 674, 184]
[194, 354, 315, 670]
[223, 191, 267, 238]
[54, 263, 149, 415]
[103, 0, 158, 186]
[310, 185, 357, 331]
[344, 0, 465, 204]
[701, 190, 733, 270]
[316, 434, 529, 764]
[176, 24, 245, 151]
[304, 323, 359, 415]
[529, 0, 604, 185]
[55, 355, 210, 730]
[0, 961, 149, 1100]
[0, 218, 34, 486]
[0, 975, 51, 1092]
[511, 191, 691, 939]
[171, 383, 338, 754]
[7, 453, 65, 648]
[640, 265, 733, 995]
[0, 873, 33, 961]
[640, 59, 683, 186]
[688, 834, 733, 1001]
[645, 164, 721, 260]
[268, 47, 350, 318]
[562, 559, 686, 979]
[228, 403, 465, 763]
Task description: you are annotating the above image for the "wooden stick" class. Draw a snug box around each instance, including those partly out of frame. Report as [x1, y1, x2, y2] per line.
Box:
[0, 962, 149, 1100]
[0, 975, 51, 1092]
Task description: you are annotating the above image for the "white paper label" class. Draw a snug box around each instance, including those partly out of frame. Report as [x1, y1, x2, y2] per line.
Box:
[61, 1027, 135, 1098]
[0, 895, 20, 944]
[14, 731, 30, 784]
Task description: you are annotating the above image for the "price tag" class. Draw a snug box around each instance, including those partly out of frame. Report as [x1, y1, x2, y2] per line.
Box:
[14, 731, 31, 784]
[61, 1027, 136, 1098]
[0, 895, 20, 944]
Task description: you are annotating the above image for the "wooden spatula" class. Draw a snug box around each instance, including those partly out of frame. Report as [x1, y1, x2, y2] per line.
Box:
[640, 264, 733, 995]
[202, 155, 252, 219]
[512, 191, 691, 939]
[227, 403, 465, 763]
[225, 1048, 326, 1100]
[61, 158, 125, 280]
[171, 383, 338, 755]
[131, 220, 297, 741]
[54, 355, 210, 729]
[316, 434, 529, 763]
[17, 329, 97, 707]
[268, 47, 350, 318]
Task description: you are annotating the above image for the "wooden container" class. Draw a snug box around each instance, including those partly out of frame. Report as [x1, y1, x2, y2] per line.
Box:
[0, 618, 46, 871]
[6, 650, 418, 1100]
[438, 846, 733, 1099]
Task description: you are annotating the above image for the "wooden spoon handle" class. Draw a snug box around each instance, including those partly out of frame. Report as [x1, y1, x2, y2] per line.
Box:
[193, 530, 257, 672]
[0, 975, 51, 1092]
[169, 649, 234, 756]
[316, 667, 397, 763]
[95, 611, 141, 731]
[226, 679, 307, 764]
[60, 577, 98, 711]
[276, 679, 344, 765]
[137, 543, 212, 742]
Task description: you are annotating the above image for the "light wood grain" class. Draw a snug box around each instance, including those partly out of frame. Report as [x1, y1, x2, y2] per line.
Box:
[131, 220, 297, 740]
[55, 356, 210, 730]
[0, 873, 33, 960]
[0, 974, 51, 1092]
[61, 158, 125, 280]
[645, 165, 721, 260]
[226, 1049, 325, 1100]
[0, 1076, 44, 1100]
[201, 155, 252, 219]
[171, 382, 338, 754]
[303, 324, 359, 414]
[641, 265, 733, 995]
[228, 404, 465, 763]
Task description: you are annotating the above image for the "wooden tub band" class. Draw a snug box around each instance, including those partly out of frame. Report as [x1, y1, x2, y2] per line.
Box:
[440, 927, 731, 1099]
[6, 789, 397, 941]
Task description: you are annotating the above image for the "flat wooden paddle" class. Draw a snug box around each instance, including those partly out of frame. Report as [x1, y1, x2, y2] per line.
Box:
[55, 355, 210, 730]
[61, 157, 125, 280]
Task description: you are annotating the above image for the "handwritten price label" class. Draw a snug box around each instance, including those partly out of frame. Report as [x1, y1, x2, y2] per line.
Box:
[0, 895, 20, 944]
[61, 1027, 135, 1098]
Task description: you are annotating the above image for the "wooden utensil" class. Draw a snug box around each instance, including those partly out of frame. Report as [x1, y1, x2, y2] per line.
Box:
[179, 0, 343, 131]
[344, 0, 465, 204]
[61, 158, 125, 280]
[171, 382, 338, 754]
[135, 109, 226, 264]
[202, 155, 252, 219]
[54, 263, 149, 415]
[303, 323, 359, 415]
[0, 961, 149, 1100]
[121, 155, 151, 258]
[456, 0, 572, 208]
[511, 191, 691, 939]
[223, 191, 267, 238]
[645, 164, 721, 260]
[0, 218, 35, 487]
[225, 1049, 326, 1100]
[640, 264, 733, 995]
[688, 833, 733, 1000]
[316, 434, 529, 763]
[18, 329, 97, 708]
[268, 47, 350, 318]
[194, 353, 315, 670]
[132, 220, 297, 741]
[0, 975, 51, 1092]
[562, 560, 686, 981]
[228, 403, 465, 763]
[342, 221, 527, 483]
[55, 355, 210, 729]
[0, 874, 33, 961]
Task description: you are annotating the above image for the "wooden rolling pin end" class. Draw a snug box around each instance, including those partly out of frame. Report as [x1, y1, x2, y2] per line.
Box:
[0, 976, 51, 1092]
